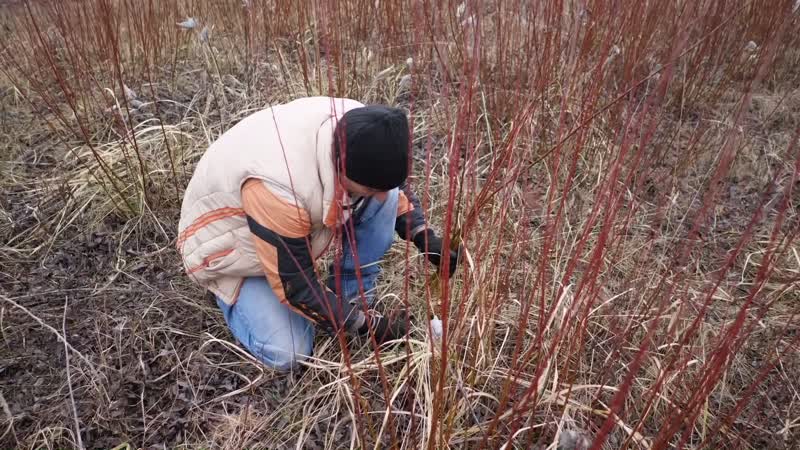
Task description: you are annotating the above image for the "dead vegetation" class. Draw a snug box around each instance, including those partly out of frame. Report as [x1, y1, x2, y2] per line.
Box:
[1, 0, 799, 449]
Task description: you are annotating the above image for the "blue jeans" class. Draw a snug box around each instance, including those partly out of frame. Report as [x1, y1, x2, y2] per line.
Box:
[216, 188, 399, 371]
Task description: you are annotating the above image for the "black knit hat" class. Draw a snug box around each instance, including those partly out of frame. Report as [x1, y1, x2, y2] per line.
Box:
[333, 105, 410, 191]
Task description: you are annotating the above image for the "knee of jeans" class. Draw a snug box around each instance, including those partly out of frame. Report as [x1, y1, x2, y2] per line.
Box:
[251, 337, 313, 372]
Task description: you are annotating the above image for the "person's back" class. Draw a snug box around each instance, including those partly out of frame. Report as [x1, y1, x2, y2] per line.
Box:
[181, 96, 364, 219]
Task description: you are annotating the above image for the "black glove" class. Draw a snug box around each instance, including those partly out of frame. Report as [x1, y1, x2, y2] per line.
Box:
[412, 228, 461, 277]
[359, 308, 413, 344]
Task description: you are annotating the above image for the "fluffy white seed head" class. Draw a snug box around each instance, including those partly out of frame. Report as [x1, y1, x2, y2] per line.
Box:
[361, 47, 374, 62]
[430, 317, 443, 339]
[558, 430, 591, 450]
[604, 45, 621, 65]
[373, 66, 394, 82]
[123, 84, 136, 101]
[177, 17, 198, 30]
[398, 74, 412, 92]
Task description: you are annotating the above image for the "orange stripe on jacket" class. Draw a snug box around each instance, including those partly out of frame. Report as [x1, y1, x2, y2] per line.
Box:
[177, 207, 245, 249]
[241, 179, 319, 322]
[187, 248, 234, 274]
[241, 179, 310, 238]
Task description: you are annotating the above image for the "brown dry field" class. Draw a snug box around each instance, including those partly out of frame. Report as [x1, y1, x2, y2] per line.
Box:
[1, 1, 800, 449]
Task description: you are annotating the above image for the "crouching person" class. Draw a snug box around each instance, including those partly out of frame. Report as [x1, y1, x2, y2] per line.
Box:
[177, 97, 460, 371]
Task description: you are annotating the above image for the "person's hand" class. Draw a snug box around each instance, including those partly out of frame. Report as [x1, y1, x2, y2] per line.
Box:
[360, 308, 413, 344]
[412, 228, 461, 277]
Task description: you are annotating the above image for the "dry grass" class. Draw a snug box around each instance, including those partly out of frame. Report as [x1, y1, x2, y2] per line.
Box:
[1, 0, 799, 449]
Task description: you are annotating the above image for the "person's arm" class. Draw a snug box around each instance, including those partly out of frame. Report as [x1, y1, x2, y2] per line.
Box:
[394, 180, 461, 277]
[241, 178, 366, 335]
[395, 180, 427, 241]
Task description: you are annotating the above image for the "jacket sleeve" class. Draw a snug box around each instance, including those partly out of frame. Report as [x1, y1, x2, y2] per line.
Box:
[395, 180, 428, 241]
[240, 178, 365, 335]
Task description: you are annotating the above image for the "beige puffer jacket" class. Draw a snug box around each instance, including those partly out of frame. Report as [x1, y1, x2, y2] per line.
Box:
[177, 96, 364, 304]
